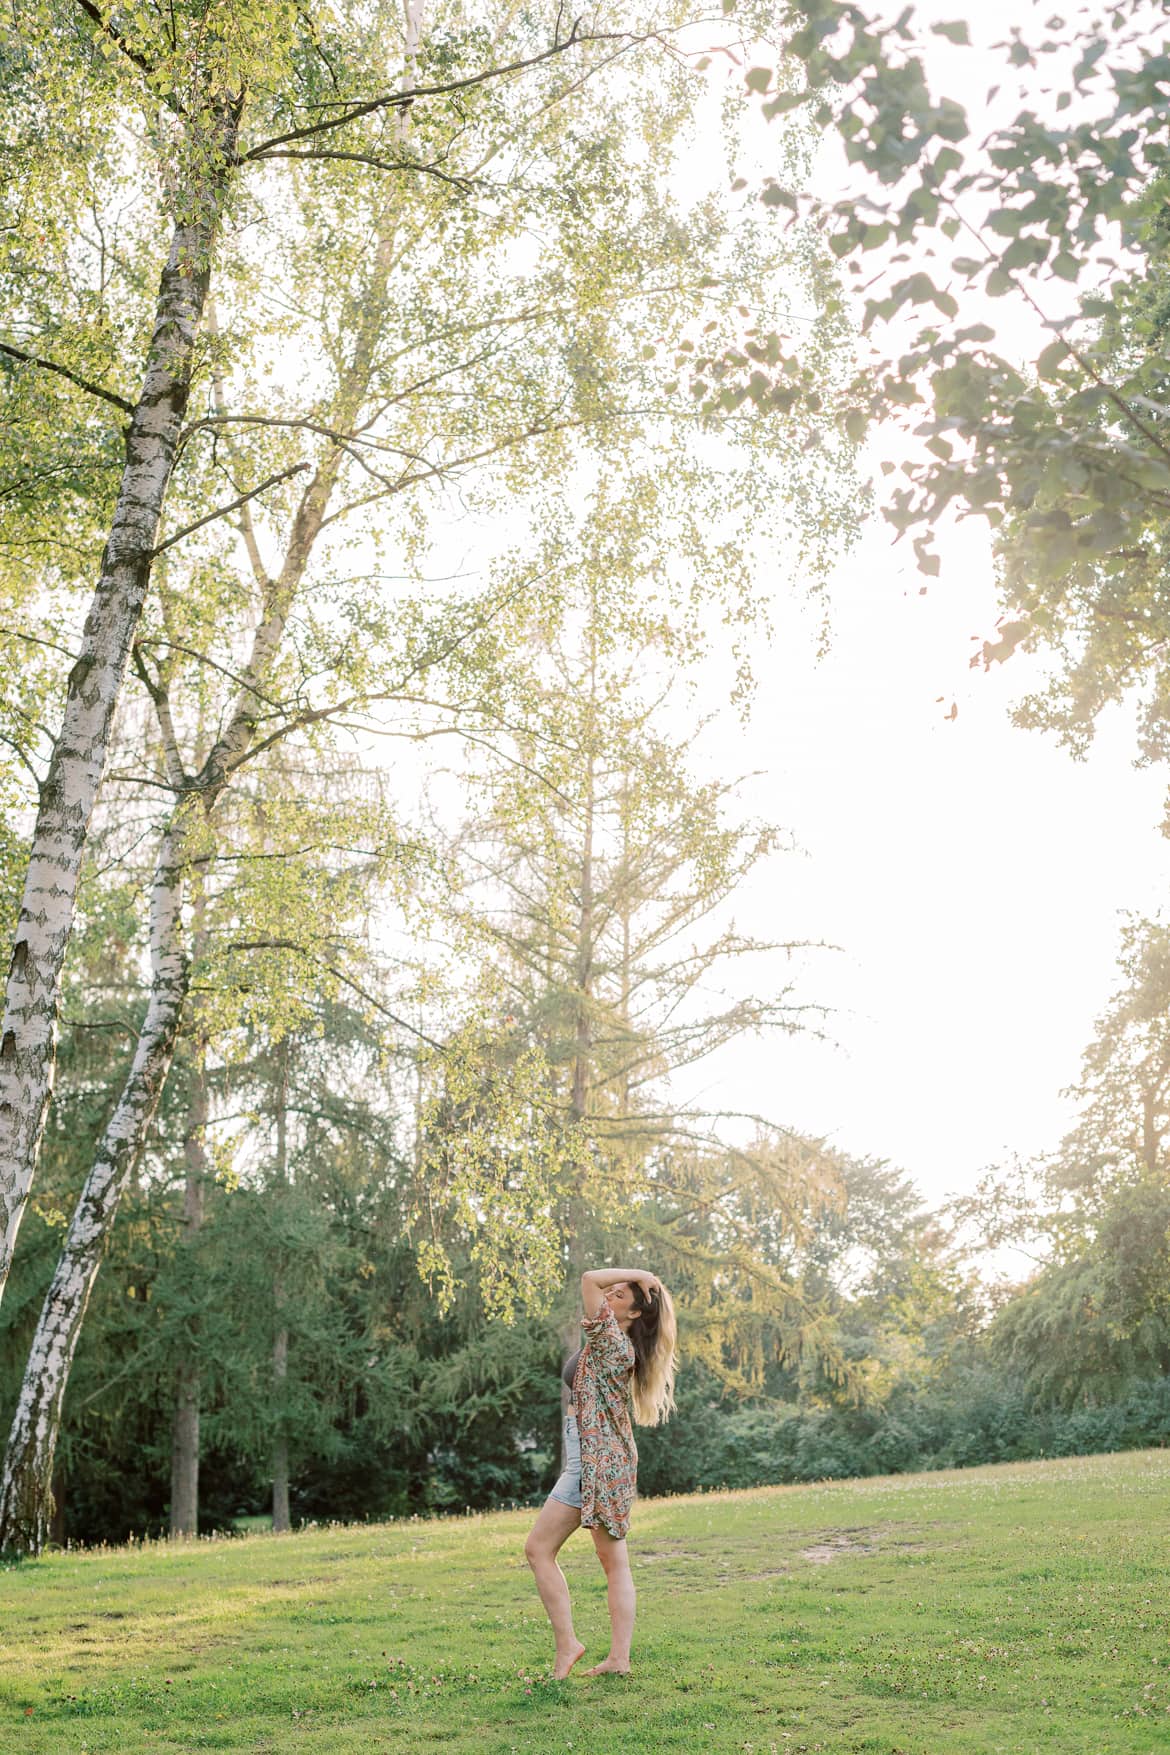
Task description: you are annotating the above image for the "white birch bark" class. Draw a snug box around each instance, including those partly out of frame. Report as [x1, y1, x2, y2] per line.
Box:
[0, 98, 242, 1304]
[0, 812, 191, 1552]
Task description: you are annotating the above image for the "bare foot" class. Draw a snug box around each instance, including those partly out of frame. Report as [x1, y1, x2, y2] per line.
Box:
[583, 1657, 630, 1675]
[552, 1641, 586, 1680]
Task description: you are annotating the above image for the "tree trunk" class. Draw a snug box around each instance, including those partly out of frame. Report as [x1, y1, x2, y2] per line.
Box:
[170, 1018, 208, 1539]
[170, 1363, 201, 1540]
[0, 816, 191, 1553]
[272, 1042, 291, 1533]
[0, 96, 241, 1306]
[563, 718, 596, 1364]
[617, 766, 633, 1120]
[569, 738, 595, 1126]
[271, 1353, 290, 1534]
[48, 1466, 66, 1549]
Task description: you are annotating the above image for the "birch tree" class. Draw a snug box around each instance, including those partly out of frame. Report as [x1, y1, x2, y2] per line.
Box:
[0, 0, 278, 1296]
[0, 0, 658, 1308]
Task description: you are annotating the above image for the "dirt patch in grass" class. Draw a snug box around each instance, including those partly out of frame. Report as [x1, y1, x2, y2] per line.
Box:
[798, 1525, 900, 1564]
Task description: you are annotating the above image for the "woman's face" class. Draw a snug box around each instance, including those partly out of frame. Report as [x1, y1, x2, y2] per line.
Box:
[604, 1282, 638, 1327]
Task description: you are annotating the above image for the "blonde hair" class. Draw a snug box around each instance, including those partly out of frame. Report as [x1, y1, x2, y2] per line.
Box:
[629, 1281, 677, 1426]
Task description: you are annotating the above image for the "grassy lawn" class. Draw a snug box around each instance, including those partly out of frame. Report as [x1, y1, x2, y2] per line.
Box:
[1, 1448, 1168, 1754]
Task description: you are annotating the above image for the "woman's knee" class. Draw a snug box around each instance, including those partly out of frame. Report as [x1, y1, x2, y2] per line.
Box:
[525, 1534, 551, 1569]
[592, 1536, 630, 1575]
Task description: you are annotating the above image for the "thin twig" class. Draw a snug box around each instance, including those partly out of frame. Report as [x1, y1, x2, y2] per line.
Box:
[250, 148, 477, 192]
[0, 625, 79, 662]
[150, 462, 311, 557]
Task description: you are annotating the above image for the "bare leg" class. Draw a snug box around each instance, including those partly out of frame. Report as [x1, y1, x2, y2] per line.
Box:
[524, 1498, 587, 1679]
[583, 1524, 634, 1673]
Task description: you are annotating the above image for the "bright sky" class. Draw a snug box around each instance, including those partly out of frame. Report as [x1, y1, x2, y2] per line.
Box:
[690, 518, 1170, 1209]
[682, 0, 1170, 1208]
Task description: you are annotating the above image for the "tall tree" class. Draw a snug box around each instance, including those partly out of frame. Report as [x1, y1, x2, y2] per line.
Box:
[418, 580, 842, 1363]
[1, 0, 858, 1550]
[0, 0, 270, 1295]
[951, 917, 1170, 1404]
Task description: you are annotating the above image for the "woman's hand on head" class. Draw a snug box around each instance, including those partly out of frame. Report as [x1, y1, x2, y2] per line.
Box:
[580, 1266, 661, 1317]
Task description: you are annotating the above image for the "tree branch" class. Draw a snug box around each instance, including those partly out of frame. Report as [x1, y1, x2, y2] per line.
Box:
[0, 729, 45, 795]
[72, 0, 159, 80]
[135, 637, 286, 712]
[0, 625, 79, 662]
[150, 462, 311, 557]
[249, 148, 478, 192]
[204, 294, 270, 590]
[130, 645, 189, 790]
[239, 25, 640, 162]
[224, 938, 447, 1052]
[0, 340, 133, 415]
[944, 199, 1170, 470]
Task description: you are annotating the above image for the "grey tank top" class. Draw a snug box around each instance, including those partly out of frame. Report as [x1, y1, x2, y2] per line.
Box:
[562, 1346, 582, 1392]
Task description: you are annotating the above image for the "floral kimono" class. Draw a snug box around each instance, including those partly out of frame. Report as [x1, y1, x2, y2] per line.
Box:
[571, 1303, 637, 1539]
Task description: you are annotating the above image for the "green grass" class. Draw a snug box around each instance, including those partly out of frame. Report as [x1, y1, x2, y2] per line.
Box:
[2, 1448, 1168, 1753]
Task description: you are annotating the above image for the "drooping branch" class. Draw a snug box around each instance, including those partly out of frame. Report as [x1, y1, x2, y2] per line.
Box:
[223, 938, 447, 1052]
[0, 340, 133, 415]
[203, 295, 270, 591]
[129, 645, 188, 791]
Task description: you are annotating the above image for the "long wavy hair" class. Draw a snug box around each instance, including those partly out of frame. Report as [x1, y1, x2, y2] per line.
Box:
[627, 1281, 677, 1426]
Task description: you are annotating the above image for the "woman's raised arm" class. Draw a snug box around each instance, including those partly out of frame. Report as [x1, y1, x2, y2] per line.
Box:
[581, 1266, 661, 1318]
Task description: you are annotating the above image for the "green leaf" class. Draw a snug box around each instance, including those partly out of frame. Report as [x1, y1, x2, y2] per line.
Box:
[1037, 341, 1069, 379]
[931, 20, 971, 44]
[763, 90, 810, 117]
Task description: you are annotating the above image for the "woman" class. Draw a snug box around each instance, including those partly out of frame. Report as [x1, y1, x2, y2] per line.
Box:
[524, 1265, 677, 1679]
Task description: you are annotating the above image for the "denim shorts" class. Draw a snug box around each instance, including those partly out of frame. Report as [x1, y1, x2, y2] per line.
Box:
[547, 1413, 582, 1509]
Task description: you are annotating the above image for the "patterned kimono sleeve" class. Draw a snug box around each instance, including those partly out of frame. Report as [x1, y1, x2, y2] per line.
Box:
[581, 1304, 635, 1380]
